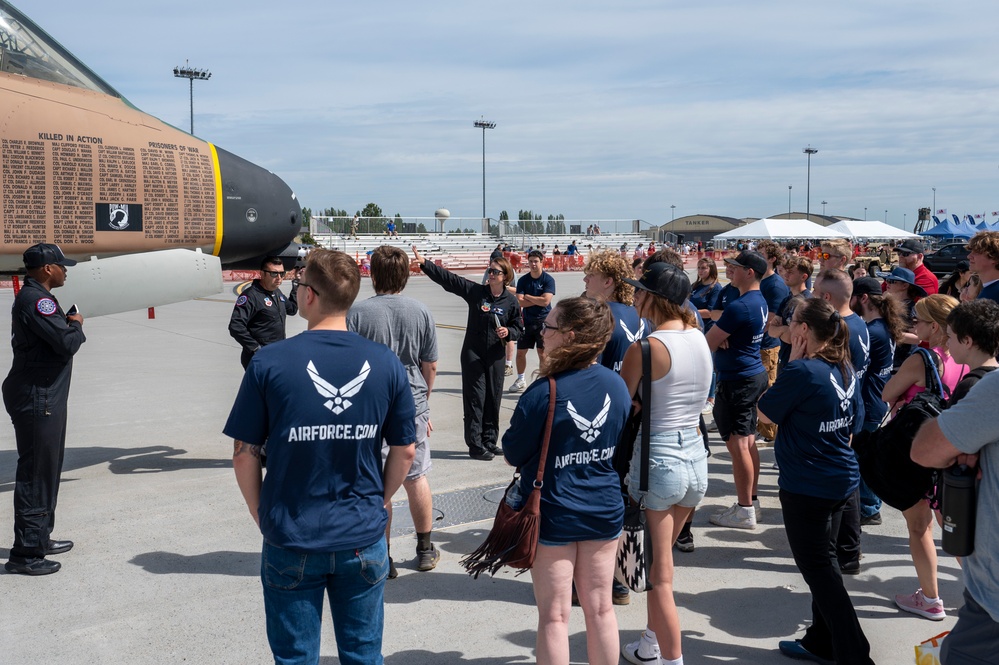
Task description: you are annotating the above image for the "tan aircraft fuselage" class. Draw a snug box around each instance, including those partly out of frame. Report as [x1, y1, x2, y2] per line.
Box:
[0, 71, 301, 272]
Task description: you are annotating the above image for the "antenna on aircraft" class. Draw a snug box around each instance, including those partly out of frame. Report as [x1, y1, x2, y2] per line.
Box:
[173, 60, 212, 135]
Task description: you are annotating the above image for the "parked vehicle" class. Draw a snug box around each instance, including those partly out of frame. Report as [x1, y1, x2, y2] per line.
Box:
[922, 242, 970, 276]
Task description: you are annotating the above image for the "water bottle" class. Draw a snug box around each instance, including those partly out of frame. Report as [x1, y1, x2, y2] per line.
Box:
[941, 464, 977, 557]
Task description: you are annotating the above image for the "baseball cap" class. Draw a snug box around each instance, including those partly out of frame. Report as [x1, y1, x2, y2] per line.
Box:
[896, 239, 925, 255]
[875, 266, 928, 298]
[723, 250, 768, 277]
[625, 262, 691, 305]
[23, 243, 77, 269]
[852, 277, 884, 299]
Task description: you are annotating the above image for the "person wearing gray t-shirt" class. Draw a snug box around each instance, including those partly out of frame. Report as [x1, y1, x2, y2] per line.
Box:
[914, 369, 999, 663]
[348, 246, 440, 577]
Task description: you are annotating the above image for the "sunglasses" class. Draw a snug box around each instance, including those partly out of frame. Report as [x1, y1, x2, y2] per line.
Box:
[818, 252, 844, 261]
[541, 322, 565, 333]
[486, 268, 504, 276]
[292, 279, 320, 296]
[262, 269, 286, 278]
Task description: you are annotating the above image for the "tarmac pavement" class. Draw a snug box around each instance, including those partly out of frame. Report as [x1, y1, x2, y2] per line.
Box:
[0, 267, 961, 664]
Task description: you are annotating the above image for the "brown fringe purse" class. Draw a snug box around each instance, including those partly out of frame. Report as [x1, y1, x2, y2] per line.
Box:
[460, 376, 556, 578]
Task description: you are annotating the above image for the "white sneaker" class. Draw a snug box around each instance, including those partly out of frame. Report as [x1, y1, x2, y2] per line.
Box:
[622, 630, 660, 665]
[509, 378, 526, 393]
[701, 400, 714, 414]
[709, 503, 757, 529]
[504, 365, 513, 376]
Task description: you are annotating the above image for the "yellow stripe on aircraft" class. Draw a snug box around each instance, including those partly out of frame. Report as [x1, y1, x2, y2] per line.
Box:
[208, 143, 224, 256]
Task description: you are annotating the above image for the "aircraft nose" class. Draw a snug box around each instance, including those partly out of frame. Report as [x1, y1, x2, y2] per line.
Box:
[213, 145, 301, 263]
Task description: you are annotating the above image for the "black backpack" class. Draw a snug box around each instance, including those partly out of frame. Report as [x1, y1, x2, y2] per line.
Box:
[854, 347, 948, 512]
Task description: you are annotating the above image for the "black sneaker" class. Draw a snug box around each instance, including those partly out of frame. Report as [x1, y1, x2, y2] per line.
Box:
[675, 531, 695, 553]
[860, 511, 882, 526]
[469, 449, 495, 461]
[416, 545, 440, 572]
[387, 557, 398, 580]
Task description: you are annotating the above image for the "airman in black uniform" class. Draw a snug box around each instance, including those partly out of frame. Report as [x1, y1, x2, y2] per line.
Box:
[228, 257, 299, 369]
[4, 243, 85, 576]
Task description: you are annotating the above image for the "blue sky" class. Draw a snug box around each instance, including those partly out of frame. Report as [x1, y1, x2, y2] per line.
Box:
[21, 0, 999, 230]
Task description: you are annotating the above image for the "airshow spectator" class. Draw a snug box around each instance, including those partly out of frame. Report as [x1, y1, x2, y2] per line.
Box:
[619, 263, 712, 665]
[759, 298, 872, 665]
[967, 230, 999, 302]
[939, 260, 972, 299]
[882, 294, 967, 621]
[911, 308, 999, 662]
[503, 297, 630, 665]
[706, 251, 769, 530]
[895, 239, 939, 297]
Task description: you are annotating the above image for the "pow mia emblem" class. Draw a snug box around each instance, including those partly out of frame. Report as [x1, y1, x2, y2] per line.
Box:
[108, 204, 130, 230]
[307, 360, 371, 414]
[36, 298, 58, 316]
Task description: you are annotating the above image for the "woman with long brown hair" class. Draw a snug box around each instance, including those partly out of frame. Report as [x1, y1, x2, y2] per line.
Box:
[503, 296, 632, 665]
[759, 298, 873, 665]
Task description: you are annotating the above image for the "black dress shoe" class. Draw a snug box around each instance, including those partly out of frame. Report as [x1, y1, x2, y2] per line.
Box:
[5, 558, 61, 576]
[468, 449, 495, 461]
[46, 539, 74, 555]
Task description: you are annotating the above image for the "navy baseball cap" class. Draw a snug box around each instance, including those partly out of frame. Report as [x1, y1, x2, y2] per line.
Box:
[625, 262, 691, 305]
[852, 277, 884, 298]
[23, 243, 77, 269]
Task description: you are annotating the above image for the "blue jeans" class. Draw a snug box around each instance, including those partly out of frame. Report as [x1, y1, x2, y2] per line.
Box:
[261, 537, 389, 665]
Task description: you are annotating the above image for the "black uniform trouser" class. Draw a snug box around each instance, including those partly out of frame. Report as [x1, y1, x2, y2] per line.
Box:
[834, 488, 861, 568]
[5, 387, 68, 560]
[460, 347, 505, 455]
[240, 347, 255, 370]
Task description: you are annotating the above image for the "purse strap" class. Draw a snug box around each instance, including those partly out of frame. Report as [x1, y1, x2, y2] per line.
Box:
[639, 338, 652, 493]
[915, 347, 947, 399]
[532, 376, 558, 488]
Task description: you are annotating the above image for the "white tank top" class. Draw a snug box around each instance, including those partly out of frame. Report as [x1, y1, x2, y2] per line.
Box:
[646, 328, 713, 432]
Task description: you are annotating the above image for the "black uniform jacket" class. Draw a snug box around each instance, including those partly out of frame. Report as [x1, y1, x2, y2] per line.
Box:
[228, 280, 299, 354]
[420, 260, 523, 355]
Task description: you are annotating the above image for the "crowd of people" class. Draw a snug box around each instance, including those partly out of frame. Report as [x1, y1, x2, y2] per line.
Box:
[9, 229, 999, 664]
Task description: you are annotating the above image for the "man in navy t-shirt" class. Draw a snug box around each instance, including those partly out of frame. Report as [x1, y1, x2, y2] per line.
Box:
[510, 250, 556, 392]
[706, 251, 770, 530]
[225, 249, 416, 665]
[813, 269, 871, 572]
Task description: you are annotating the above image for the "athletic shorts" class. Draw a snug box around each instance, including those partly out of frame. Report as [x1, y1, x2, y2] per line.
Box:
[713, 371, 769, 440]
[517, 320, 546, 350]
[381, 410, 431, 481]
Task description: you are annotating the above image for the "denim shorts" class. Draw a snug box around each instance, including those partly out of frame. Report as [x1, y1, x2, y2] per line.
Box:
[627, 426, 708, 510]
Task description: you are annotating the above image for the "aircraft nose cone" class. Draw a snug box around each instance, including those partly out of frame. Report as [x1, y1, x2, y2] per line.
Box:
[213, 145, 300, 263]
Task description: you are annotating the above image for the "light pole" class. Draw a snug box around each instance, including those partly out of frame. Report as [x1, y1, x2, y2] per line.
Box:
[932, 187, 936, 213]
[821, 200, 828, 215]
[788, 185, 792, 216]
[904, 213, 907, 230]
[803, 146, 818, 220]
[864, 207, 867, 221]
[473, 118, 496, 223]
[173, 61, 211, 135]
[885, 209, 888, 224]
[670, 204, 676, 221]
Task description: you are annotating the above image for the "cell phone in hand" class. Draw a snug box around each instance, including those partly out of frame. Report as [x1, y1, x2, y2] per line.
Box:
[67, 304, 79, 316]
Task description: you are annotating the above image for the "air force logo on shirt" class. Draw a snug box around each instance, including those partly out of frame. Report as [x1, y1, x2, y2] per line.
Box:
[567, 394, 612, 443]
[619, 319, 645, 343]
[831, 372, 857, 411]
[307, 360, 371, 414]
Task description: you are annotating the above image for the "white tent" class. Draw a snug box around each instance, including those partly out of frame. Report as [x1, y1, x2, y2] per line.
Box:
[826, 220, 920, 240]
[713, 218, 849, 240]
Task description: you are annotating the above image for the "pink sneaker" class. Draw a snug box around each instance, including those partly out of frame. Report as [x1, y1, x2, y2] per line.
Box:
[895, 588, 946, 620]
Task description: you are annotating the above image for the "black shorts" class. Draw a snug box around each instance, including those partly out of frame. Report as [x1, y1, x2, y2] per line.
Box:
[517, 320, 545, 350]
[713, 371, 769, 440]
